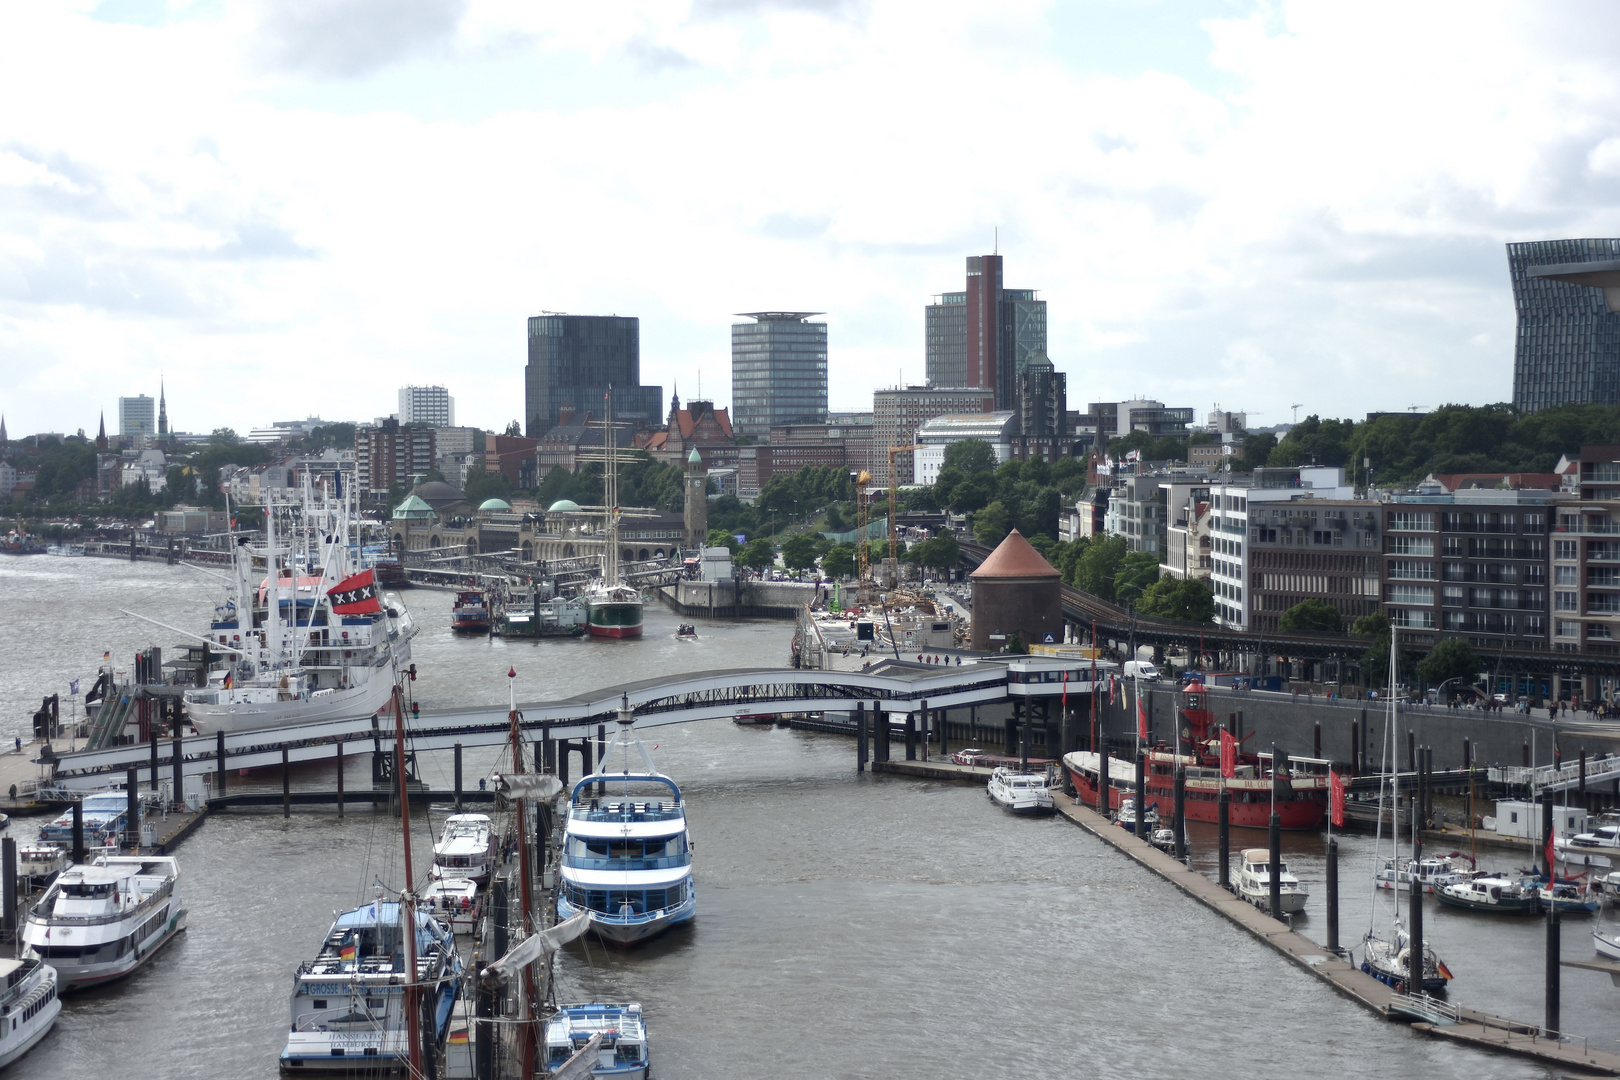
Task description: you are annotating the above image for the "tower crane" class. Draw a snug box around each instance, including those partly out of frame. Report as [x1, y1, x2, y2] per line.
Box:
[853, 470, 872, 608]
[887, 444, 921, 568]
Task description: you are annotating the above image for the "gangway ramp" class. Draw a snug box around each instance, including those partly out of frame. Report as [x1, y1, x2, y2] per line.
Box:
[1489, 756, 1620, 793]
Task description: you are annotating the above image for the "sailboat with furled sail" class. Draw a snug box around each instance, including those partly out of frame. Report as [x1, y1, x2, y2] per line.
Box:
[581, 387, 644, 639]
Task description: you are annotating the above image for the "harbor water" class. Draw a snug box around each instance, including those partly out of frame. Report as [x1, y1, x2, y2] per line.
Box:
[0, 555, 1603, 1078]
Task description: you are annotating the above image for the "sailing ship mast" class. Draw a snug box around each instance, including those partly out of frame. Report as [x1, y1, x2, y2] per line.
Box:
[601, 386, 620, 590]
[389, 683, 424, 1077]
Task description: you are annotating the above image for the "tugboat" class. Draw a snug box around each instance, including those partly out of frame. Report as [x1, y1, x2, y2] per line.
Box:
[450, 590, 491, 634]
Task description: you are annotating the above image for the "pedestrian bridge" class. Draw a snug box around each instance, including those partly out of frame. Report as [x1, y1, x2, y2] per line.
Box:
[1488, 756, 1620, 794]
[44, 657, 1109, 791]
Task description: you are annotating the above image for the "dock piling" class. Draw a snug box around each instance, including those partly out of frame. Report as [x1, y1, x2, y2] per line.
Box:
[1326, 838, 1339, 954]
[856, 703, 867, 773]
[336, 743, 344, 819]
[71, 802, 84, 865]
[454, 743, 463, 813]
[149, 731, 159, 791]
[172, 727, 182, 801]
[876, 701, 890, 763]
[937, 703, 947, 758]
[904, 712, 916, 761]
[216, 731, 227, 797]
[1267, 804, 1280, 918]
[475, 978, 494, 1080]
[126, 767, 138, 850]
[1217, 788, 1230, 889]
[1134, 753, 1145, 838]
[1313, 721, 1321, 760]
[0, 839, 14, 939]
[919, 699, 929, 762]
[282, 746, 290, 818]
[1547, 844, 1562, 1037]
[1409, 795, 1423, 995]
[1174, 762, 1187, 860]
[1351, 716, 1360, 776]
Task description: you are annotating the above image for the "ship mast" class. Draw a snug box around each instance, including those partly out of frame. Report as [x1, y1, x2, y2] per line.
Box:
[602, 386, 620, 589]
[390, 683, 424, 1077]
[506, 668, 539, 1076]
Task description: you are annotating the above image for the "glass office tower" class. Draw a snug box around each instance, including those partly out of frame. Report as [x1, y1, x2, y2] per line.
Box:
[526, 315, 663, 436]
[730, 312, 828, 438]
[1510, 238, 1620, 413]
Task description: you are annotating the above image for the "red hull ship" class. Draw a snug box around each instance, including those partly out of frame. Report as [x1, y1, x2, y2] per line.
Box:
[1064, 682, 1328, 831]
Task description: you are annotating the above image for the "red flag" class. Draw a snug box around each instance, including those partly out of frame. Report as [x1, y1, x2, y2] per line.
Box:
[1109, 675, 1117, 706]
[327, 569, 381, 615]
[1546, 821, 1557, 877]
[1219, 729, 1237, 779]
[1061, 670, 1068, 711]
[1329, 769, 1345, 828]
[1136, 695, 1148, 741]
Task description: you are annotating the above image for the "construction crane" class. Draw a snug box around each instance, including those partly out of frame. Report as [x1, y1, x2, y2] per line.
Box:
[853, 470, 872, 607]
[1290, 404, 1303, 423]
[887, 444, 921, 568]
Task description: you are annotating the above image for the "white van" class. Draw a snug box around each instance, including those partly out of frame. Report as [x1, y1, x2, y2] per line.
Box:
[1123, 661, 1161, 682]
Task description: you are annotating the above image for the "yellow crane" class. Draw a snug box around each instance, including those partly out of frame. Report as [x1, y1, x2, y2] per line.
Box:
[887, 444, 920, 568]
[853, 469, 872, 607]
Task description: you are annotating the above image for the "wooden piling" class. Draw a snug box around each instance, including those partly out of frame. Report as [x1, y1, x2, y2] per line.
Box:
[1326, 838, 1339, 954]
[216, 730, 227, 797]
[454, 743, 463, 813]
[336, 742, 344, 819]
[282, 746, 290, 818]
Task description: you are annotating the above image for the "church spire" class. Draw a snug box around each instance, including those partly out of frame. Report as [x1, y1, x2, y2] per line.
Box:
[158, 375, 169, 437]
[96, 411, 107, 451]
[0, 414, 7, 443]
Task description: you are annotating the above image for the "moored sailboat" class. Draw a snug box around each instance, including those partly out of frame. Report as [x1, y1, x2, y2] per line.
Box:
[582, 388, 644, 639]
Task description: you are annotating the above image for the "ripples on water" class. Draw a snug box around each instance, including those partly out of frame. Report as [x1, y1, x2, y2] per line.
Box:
[0, 559, 1570, 1077]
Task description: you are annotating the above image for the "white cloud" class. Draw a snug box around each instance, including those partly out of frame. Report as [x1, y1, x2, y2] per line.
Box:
[4, 0, 1620, 440]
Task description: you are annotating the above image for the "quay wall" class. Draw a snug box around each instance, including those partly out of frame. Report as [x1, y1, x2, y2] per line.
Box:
[658, 580, 816, 619]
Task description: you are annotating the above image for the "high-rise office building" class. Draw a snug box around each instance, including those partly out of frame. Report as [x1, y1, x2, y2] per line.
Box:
[871, 385, 995, 486]
[1018, 353, 1067, 438]
[398, 385, 455, 428]
[525, 315, 664, 437]
[118, 395, 155, 441]
[1509, 238, 1620, 412]
[925, 255, 1046, 413]
[730, 312, 828, 438]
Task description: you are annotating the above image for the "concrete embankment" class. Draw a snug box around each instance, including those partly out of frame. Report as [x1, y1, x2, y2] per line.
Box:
[658, 580, 818, 619]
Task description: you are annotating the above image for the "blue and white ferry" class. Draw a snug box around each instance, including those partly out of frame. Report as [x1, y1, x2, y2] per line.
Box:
[556, 698, 696, 945]
[543, 1002, 650, 1078]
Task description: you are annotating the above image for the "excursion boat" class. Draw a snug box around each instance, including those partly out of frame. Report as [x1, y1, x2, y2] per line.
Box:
[38, 791, 135, 851]
[21, 856, 186, 990]
[16, 843, 68, 882]
[543, 1003, 650, 1079]
[1360, 927, 1452, 994]
[1063, 683, 1328, 831]
[1434, 875, 1539, 915]
[0, 957, 60, 1067]
[450, 591, 491, 634]
[1375, 855, 1471, 894]
[1234, 848, 1309, 914]
[584, 583, 644, 640]
[1113, 797, 1159, 834]
[421, 878, 480, 935]
[431, 814, 496, 883]
[184, 486, 417, 735]
[278, 899, 463, 1072]
[501, 588, 587, 638]
[557, 700, 695, 945]
[986, 767, 1055, 815]
[1595, 925, 1620, 961]
[1538, 882, 1600, 915]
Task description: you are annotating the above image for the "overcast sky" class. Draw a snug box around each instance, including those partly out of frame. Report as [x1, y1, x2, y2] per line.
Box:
[5, 0, 1620, 439]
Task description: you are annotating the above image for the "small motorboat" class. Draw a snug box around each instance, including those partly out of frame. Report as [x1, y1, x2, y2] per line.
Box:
[675, 624, 698, 639]
[986, 767, 1055, 815]
[1595, 925, 1620, 960]
[1148, 827, 1178, 854]
[1113, 797, 1159, 834]
[1539, 881, 1600, 915]
[1435, 875, 1539, 915]
[1234, 848, 1309, 914]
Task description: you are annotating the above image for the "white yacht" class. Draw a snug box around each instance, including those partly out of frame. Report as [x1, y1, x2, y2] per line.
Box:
[21, 855, 186, 990]
[279, 899, 463, 1072]
[1375, 855, 1470, 894]
[184, 483, 416, 735]
[543, 1003, 650, 1079]
[557, 699, 695, 945]
[431, 813, 496, 884]
[1234, 848, 1308, 914]
[986, 767, 1055, 815]
[0, 957, 60, 1067]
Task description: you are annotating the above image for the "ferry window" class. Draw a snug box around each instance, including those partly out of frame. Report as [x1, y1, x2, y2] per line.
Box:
[366, 998, 384, 1011]
[313, 999, 327, 1009]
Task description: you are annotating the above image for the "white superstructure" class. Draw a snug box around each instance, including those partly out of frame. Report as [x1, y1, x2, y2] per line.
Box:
[21, 856, 186, 990]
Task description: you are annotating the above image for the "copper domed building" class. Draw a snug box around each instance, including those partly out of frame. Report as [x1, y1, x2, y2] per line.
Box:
[970, 529, 1062, 651]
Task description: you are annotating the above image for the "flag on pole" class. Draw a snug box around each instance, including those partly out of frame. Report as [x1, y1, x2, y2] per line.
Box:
[69, 679, 80, 696]
[1136, 694, 1148, 741]
[1546, 821, 1557, 877]
[1061, 670, 1068, 711]
[326, 569, 381, 615]
[1219, 728, 1237, 779]
[1109, 675, 1117, 706]
[1329, 769, 1346, 828]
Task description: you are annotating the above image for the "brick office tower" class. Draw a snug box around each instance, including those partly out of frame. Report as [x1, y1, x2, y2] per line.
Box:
[970, 529, 1062, 651]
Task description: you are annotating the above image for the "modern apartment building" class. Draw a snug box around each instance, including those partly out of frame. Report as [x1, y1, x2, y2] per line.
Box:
[524, 314, 663, 437]
[730, 312, 828, 438]
[357, 419, 436, 499]
[1018, 354, 1067, 439]
[1509, 238, 1620, 413]
[1380, 487, 1557, 652]
[1247, 498, 1381, 634]
[398, 385, 455, 428]
[871, 386, 995, 486]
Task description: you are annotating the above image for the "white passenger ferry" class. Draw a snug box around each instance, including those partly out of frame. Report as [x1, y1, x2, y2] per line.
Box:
[543, 1002, 650, 1078]
[21, 856, 186, 990]
[557, 699, 695, 945]
[431, 814, 496, 884]
[0, 957, 60, 1067]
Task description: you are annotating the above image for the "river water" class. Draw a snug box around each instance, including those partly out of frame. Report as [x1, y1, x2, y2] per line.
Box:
[0, 555, 1603, 1078]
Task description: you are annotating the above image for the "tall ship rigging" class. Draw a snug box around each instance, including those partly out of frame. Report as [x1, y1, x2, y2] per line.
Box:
[180, 474, 417, 733]
[582, 388, 644, 639]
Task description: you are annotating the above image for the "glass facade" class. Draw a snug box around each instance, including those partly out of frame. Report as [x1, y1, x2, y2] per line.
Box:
[925, 292, 967, 389]
[525, 315, 663, 436]
[118, 395, 155, 440]
[1509, 238, 1620, 412]
[923, 261, 1047, 418]
[730, 313, 828, 438]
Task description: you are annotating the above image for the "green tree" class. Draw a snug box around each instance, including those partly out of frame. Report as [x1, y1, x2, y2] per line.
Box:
[1113, 551, 1159, 606]
[1074, 535, 1128, 601]
[1278, 599, 1344, 635]
[706, 528, 740, 554]
[781, 533, 823, 572]
[947, 474, 995, 515]
[210, 427, 240, 446]
[464, 467, 513, 505]
[1416, 637, 1481, 690]
[942, 439, 997, 476]
[973, 500, 1013, 546]
[1137, 575, 1215, 622]
[1351, 612, 1390, 638]
[822, 542, 856, 579]
[738, 537, 776, 571]
[824, 504, 846, 532]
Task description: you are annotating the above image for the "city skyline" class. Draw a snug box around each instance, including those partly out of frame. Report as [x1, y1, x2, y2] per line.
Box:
[6, 5, 1620, 436]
